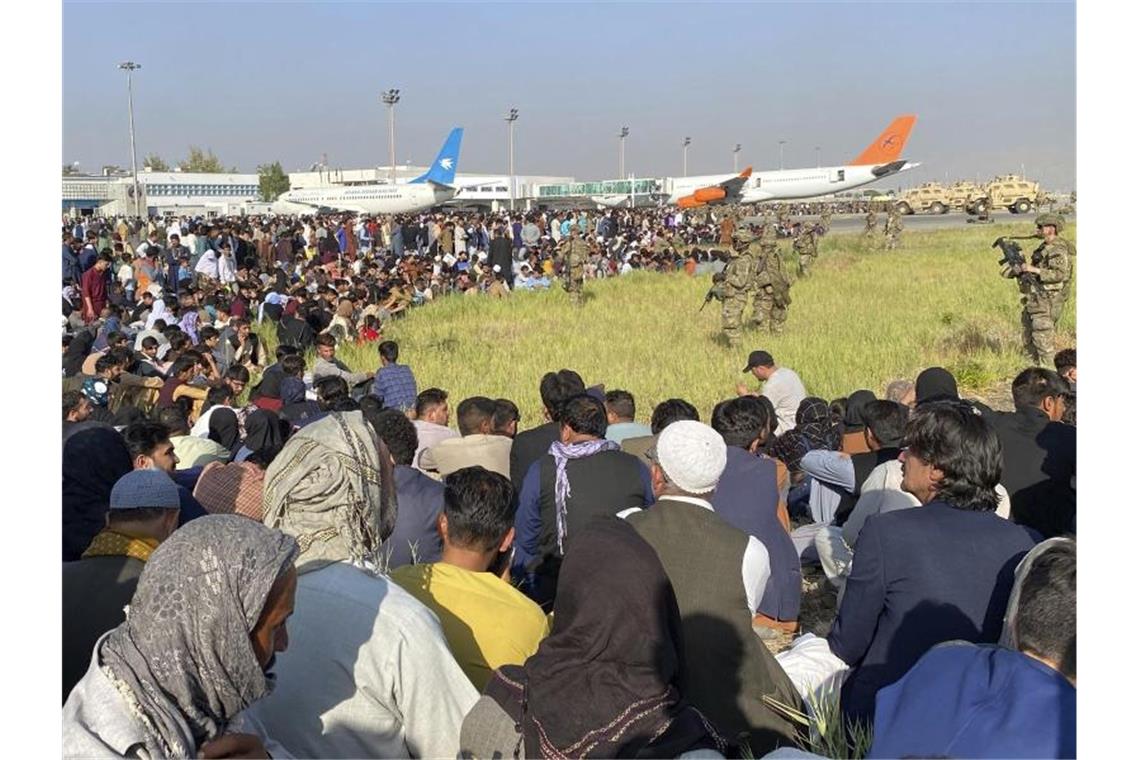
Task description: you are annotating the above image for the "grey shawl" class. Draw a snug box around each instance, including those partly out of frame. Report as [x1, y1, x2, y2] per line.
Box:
[98, 514, 299, 758]
[261, 411, 397, 574]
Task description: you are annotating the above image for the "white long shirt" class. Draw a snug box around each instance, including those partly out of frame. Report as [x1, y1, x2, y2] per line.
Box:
[249, 562, 477, 759]
[762, 367, 807, 436]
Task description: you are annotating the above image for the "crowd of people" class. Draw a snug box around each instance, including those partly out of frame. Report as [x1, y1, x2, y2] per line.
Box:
[61, 244, 1078, 760]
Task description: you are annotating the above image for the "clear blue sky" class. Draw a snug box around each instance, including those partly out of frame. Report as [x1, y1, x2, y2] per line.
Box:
[63, 1, 1076, 189]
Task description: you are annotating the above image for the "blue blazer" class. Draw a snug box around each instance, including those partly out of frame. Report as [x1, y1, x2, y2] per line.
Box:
[827, 501, 1037, 725]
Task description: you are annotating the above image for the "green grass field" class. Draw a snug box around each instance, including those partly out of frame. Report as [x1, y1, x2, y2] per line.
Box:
[263, 221, 1075, 428]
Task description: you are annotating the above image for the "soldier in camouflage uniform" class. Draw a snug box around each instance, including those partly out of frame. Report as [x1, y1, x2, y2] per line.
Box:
[748, 224, 792, 334]
[884, 204, 903, 250]
[863, 206, 878, 241]
[820, 205, 833, 233]
[720, 229, 756, 347]
[792, 222, 819, 277]
[1004, 213, 1074, 365]
[559, 226, 590, 306]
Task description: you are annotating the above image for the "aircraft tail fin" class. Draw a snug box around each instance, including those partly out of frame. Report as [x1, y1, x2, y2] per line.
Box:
[851, 115, 916, 166]
[410, 128, 463, 185]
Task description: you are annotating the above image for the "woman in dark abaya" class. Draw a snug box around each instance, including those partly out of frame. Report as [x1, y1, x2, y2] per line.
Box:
[461, 517, 729, 759]
[63, 426, 133, 561]
[841, 389, 877, 455]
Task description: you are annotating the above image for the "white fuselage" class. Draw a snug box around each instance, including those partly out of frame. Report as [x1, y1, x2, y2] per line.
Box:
[272, 182, 456, 215]
[666, 162, 915, 204]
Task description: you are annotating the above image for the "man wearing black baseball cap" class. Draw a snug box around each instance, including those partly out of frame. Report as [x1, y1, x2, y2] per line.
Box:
[736, 350, 806, 435]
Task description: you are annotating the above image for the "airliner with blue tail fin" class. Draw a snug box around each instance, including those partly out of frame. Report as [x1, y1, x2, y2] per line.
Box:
[272, 128, 464, 215]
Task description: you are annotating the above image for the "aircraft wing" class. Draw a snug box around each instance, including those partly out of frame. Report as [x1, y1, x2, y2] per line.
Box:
[676, 167, 753, 208]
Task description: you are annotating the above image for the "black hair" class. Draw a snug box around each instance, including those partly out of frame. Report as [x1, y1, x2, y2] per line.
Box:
[168, 355, 198, 379]
[95, 354, 119, 375]
[224, 365, 251, 383]
[63, 390, 85, 420]
[539, 369, 586, 421]
[281, 354, 306, 377]
[604, 389, 636, 421]
[456, 396, 497, 436]
[1015, 540, 1076, 681]
[157, 407, 190, 435]
[1011, 367, 1070, 410]
[415, 387, 449, 418]
[1053, 348, 1076, 375]
[122, 420, 172, 460]
[492, 398, 520, 435]
[275, 344, 300, 362]
[378, 340, 399, 363]
[828, 398, 847, 427]
[904, 401, 1002, 511]
[862, 400, 909, 448]
[442, 467, 517, 552]
[315, 375, 349, 409]
[560, 394, 608, 438]
[201, 385, 233, 414]
[106, 330, 126, 346]
[141, 336, 159, 350]
[711, 396, 770, 449]
[314, 333, 337, 348]
[363, 406, 419, 466]
[198, 325, 219, 342]
[650, 398, 700, 435]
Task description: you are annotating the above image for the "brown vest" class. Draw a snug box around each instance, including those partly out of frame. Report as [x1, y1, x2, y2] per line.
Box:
[627, 498, 802, 753]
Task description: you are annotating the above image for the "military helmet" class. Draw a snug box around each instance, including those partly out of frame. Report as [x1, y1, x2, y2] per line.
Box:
[733, 229, 754, 244]
[1034, 213, 1064, 233]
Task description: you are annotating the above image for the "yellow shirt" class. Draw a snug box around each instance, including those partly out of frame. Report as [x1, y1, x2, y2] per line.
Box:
[390, 562, 550, 690]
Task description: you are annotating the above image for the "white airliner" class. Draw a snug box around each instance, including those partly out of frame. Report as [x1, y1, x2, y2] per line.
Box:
[271, 128, 464, 216]
[666, 115, 919, 208]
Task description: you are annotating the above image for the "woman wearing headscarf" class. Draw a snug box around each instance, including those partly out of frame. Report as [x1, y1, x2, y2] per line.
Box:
[63, 515, 299, 758]
[145, 297, 171, 330]
[250, 371, 284, 412]
[63, 426, 133, 561]
[250, 411, 478, 758]
[841, 389, 877, 455]
[233, 409, 286, 465]
[462, 517, 729, 759]
[771, 397, 842, 477]
[207, 407, 241, 451]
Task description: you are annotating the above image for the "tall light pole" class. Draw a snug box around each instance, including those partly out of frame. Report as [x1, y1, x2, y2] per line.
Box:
[505, 108, 519, 211]
[381, 89, 400, 183]
[778, 139, 786, 170]
[618, 126, 629, 179]
[118, 61, 142, 218]
[682, 136, 691, 177]
[733, 143, 742, 172]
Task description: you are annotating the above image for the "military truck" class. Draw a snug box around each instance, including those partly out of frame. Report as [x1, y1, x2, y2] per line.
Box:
[965, 175, 1041, 216]
[895, 182, 951, 215]
[947, 181, 985, 211]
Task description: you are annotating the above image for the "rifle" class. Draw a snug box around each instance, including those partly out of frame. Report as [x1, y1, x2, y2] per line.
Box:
[699, 271, 726, 312]
[992, 235, 1037, 273]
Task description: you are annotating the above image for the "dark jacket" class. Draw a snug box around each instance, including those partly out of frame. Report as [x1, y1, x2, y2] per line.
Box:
[489, 238, 514, 283]
[989, 406, 1077, 538]
[62, 555, 146, 702]
[711, 446, 801, 621]
[514, 449, 653, 607]
[386, 465, 445, 570]
[509, 422, 560, 492]
[276, 314, 315, 351]
[827, 502, 1037, 725]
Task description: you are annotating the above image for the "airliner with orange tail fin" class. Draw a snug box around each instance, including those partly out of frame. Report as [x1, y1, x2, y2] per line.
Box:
[666, 115, 919, 208]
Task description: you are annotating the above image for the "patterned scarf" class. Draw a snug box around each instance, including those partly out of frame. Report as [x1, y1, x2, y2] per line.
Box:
[81, 529, 160, 563]
[99, 515, 298, 758]
[548, 438, 620, 553]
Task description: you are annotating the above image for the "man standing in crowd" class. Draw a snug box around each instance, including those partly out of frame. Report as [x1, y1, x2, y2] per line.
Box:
[737, 350, 806, 435]
[509, 369, 586, 490]
[80, 253, 112, 323]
